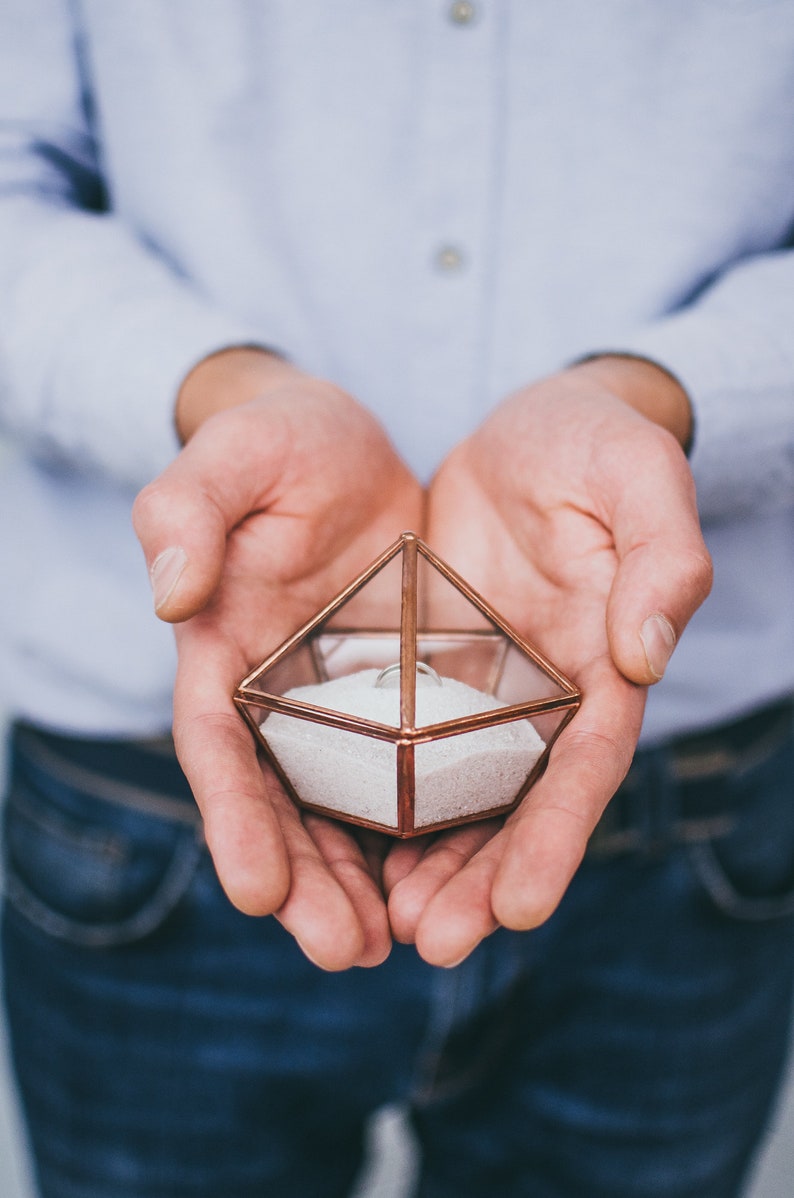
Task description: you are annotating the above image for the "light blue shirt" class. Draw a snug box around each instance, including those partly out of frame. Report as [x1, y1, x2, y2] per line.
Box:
[0, 0, 792, 743]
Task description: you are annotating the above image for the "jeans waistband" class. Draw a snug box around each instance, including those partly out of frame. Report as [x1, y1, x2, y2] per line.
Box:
[12, 722, 200, 828]
[13, 696, 794, 848]
[588, 696, 794, 858]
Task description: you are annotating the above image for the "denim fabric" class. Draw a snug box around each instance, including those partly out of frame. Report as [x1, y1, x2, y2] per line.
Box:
[3, 712, 794, 1198]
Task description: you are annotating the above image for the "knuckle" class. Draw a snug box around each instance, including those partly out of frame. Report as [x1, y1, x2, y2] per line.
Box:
[676, 544, 715, 608]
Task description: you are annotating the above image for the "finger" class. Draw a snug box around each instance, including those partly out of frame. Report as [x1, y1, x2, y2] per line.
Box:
[173, 620, 292, 915]
[608, 541, 712, 684]
[405, 661, 642, 962]
[132, 479, 227, 622]
[177, 617, 385, 968]
[132, 404, 290, 622]
[601, 435, 713, 684]
[381, 837, 432, 895]
[411, 834, 505, 966]
[401, 699, 631, 963]
[279, 814, 392, 969]
[385, 821, 500, 946]
[491, 667, 643, 929]
[356, 828, 392, 889]
[271, 812, 368, 972]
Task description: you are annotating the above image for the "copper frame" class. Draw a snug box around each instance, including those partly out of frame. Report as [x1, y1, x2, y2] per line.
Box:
[234, 531, 581, 837]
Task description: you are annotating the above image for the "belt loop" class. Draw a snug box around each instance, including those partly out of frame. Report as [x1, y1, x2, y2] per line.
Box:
[588, 698, 794, 860]
[605, 742, 680, 857]
[650, 747, 680, 857]
[624, 747, 678, 859]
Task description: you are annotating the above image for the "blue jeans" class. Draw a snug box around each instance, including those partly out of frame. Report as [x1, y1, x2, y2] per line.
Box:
[3, 704, 794, 1198]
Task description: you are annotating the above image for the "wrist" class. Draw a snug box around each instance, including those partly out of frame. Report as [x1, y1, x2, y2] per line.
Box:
[570, 353, 693, 452]
[175, 346, 298, 443]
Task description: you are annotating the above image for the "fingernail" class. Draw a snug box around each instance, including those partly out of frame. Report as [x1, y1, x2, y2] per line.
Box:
[640, 613, 676, 680]
[149, 546, 188, 611]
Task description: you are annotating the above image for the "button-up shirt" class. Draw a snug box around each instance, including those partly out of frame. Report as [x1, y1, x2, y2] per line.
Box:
[0, 0, 792, 742]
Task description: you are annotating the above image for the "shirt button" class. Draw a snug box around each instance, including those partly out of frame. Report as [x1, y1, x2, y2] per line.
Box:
[434, 244, 466, 273]
[449, 1, 477, 24]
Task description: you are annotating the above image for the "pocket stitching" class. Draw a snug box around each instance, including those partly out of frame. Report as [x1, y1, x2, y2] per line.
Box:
[4, 830, 203, 947]
[8, 780, 128, 863]
[687, 838, 794, 922]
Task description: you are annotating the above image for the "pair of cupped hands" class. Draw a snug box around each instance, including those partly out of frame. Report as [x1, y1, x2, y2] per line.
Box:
[132, 347, 712, 971]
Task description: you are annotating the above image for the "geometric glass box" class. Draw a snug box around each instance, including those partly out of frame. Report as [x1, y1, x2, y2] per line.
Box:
[235, 531, 580, 838]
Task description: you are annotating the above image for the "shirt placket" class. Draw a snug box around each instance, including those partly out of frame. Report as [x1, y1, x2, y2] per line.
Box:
[408, 1, 503, 471]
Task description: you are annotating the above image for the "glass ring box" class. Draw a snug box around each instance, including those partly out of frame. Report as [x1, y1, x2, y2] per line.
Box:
[234, 532, 580, 838]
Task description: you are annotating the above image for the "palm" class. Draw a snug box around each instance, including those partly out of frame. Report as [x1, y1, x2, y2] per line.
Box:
[385, 375, 708, 965]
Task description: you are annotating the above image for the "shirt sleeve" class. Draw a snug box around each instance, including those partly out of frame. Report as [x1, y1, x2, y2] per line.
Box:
[0, 0, 263, 490]
[610, 248, 794, 524]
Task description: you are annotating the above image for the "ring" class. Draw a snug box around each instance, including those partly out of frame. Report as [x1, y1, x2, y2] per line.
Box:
[374, 661, 443, 689]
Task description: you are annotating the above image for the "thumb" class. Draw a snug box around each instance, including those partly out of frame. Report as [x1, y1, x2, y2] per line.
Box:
[607, 538, 712, 684]
[132, 471, 228, 622]
[132, 402, 291, 622]
[599, 426, 713, 685]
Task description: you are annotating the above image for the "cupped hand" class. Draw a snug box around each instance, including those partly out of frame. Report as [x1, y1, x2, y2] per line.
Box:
[133, 350, 423, 970]
[385, 360, 713, 966]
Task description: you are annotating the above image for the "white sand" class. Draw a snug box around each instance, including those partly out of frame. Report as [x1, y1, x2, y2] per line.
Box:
[261, 669, 545, 829]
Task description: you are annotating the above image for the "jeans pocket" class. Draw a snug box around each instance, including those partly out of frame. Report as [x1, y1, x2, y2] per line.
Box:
[3, 756, 203, 948]
[686, 726, 794, 921]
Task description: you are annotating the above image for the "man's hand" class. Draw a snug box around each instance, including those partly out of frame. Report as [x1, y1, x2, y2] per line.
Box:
[384, 358, 713, 966]
[133, 349, 423, 970]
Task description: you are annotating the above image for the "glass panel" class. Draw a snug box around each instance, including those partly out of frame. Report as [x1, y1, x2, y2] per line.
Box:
[260, 668, 405, 729]
[242, 642, 322, 697]
[415, 545, 494, 633]
[412, 716, 546, 829]
[418, 632, 507, 695]
[408, 666, 515, 730]
[527, 705, 575, 747]
[259, 712, 399, 829]
[313, 632, 402, 681]
[494, 642, 568, 704]
[324, 546, 405, 632]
